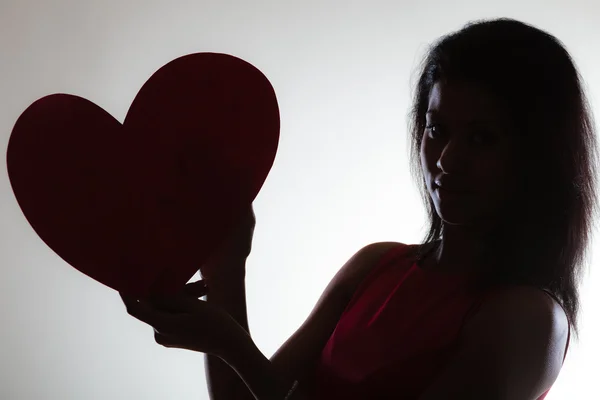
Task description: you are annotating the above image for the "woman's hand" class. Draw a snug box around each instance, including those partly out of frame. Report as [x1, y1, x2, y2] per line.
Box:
[200, 205, 256, 281]
[120, 280, 246, 359]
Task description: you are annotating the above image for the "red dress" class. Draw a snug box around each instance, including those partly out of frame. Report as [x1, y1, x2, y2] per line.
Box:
[313, 243, 570, 399]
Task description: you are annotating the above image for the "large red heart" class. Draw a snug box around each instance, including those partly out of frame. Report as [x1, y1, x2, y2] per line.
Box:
[6, 53, 279, 298]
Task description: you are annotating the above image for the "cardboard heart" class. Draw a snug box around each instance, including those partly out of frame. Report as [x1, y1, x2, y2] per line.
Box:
[6, 53, 279, 298]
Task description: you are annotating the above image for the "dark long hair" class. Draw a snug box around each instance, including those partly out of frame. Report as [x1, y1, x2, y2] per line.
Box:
[407, 18, 599, 337]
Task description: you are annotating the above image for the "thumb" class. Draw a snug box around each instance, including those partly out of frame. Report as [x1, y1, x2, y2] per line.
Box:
[183, 280, 210, 298]
[150, 291, 201, 313]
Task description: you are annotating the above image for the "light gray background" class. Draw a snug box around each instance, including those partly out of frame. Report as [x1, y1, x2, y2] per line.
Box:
[1, 1, 598, 399]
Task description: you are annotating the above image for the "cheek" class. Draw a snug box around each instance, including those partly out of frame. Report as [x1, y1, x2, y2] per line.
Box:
[420, 152, 428, 177]
[478, 163, 519, 209]
[420, 138, 436, 174]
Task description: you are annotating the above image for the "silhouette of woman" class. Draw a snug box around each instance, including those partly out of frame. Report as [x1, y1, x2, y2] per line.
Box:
[122, 17, 598, 399]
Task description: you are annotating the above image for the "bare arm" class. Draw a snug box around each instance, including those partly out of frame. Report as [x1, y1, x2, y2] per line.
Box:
[203, 258, 253, 399]
[204, 242, 402, 400]
[222, 327, 313, 400]
[418, 286, 569, 400]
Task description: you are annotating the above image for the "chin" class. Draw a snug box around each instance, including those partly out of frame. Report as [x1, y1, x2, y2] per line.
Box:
[434, 204, 484, 226]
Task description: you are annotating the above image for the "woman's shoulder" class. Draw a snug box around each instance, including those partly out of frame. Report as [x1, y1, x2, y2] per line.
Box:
[339, 242, 419, 295]
[337, 241, 410, 296]
[463, 285, 570, 386]
[358, 241, 413, 264]
[482, 285, 569, 325]
[468, 285, 570, 357]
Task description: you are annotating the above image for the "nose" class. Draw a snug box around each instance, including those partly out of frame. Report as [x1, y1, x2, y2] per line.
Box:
[436, 138, 471, 174]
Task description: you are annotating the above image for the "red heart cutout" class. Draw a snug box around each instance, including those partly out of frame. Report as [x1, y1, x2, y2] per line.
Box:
[6, 53, 279, 298]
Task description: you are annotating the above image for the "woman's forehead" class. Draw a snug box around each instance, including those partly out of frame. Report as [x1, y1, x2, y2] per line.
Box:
[427, 81, 512, 126]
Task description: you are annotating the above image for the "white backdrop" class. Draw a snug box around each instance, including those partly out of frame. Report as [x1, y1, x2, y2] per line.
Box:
[1, 1, 599, 399]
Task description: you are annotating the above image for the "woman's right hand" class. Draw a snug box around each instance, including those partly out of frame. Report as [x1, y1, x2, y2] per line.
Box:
[199, 205, 256, 282]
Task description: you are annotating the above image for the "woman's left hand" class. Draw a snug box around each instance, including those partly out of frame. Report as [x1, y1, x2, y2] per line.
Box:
[120, 280, 244, 360]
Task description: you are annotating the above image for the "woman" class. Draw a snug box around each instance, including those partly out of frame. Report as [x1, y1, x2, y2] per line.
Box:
[122, 17, 599, 399]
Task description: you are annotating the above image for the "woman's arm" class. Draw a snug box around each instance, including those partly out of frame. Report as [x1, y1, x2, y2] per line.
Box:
[201, 207, 256, 399]
[223, 328, 312, 400]
[208, 242, 402, 400]
[418, 286, 569, 400]
[203, 259, 255, 400]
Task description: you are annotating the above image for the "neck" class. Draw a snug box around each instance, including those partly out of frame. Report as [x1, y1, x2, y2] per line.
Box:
[422, 225, 494, 274]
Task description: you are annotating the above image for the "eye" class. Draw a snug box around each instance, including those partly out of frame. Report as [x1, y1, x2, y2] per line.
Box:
[425, 123, 441, 138]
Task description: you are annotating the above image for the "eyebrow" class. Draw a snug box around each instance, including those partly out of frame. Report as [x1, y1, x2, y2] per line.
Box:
[426, 111, 498, 125]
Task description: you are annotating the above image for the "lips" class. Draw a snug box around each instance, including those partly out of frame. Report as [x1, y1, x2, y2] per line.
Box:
[434, 179, 472, 193]
[436, 184, 467, 193]
[434, 182, 472, 195]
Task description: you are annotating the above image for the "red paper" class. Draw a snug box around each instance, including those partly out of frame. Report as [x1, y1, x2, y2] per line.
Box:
[7, 53, 279, 298]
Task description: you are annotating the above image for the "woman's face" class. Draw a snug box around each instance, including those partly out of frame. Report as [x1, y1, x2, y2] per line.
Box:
[420, 80, 521, 229]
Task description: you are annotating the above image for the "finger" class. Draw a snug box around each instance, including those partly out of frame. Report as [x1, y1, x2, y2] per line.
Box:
[153, 329, 194, 351]
[184, 280, 209, 298]
[121, 293, 172, 329]
[154, 329, 175, 347]
[150, 292, 201, 313]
